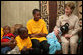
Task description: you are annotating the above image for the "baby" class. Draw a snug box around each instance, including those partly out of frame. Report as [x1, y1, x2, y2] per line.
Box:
[46, 26, 61, 54]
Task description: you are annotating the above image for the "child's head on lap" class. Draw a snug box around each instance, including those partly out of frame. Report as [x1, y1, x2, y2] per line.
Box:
[18, 27, 28, 40]
[3, 25, 11, 35]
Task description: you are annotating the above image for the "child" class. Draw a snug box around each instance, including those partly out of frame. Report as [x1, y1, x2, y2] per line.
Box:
[46, 26, 61, 54]
[15, 27, 38, 54]
[1, 26, 16, 54]
[13, 24, 23, 37]
[1, 26, 15, 42]
[26, 9, 49, 54]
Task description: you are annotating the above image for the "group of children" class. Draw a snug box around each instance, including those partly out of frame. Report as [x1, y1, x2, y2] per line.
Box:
[1, 25, 62, 54]
[1, 9, 62, 54]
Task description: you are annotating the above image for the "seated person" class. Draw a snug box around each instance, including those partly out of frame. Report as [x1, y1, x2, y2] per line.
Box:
[15, 27, 39, 54]
[13, 24, 23, 37]
[1, 26, 16, 54]
[46, 26, 61, 54]
[1, 26, 15, 42]
[26, 9, 49, 54]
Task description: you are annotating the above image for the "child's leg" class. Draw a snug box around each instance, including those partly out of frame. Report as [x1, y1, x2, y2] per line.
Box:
[40, 40, 49, 54]
[55, 42, 62, 54]
[49, 44, 57, 54]
[56, 42, 61, 50]
[31, 39, 41, 54]
[1, 47, 11, 54]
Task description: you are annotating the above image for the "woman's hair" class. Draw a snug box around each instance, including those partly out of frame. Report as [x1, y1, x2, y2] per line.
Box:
[65, 2, 75, 12]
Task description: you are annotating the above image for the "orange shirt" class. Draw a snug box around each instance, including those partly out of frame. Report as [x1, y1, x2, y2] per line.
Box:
[15, 35, 32, 51]
[26, 19, 48, 42]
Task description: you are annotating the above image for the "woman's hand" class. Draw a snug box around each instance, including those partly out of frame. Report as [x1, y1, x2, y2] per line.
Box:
[64, 34, 72, 38]
[64, 34, 73, 40]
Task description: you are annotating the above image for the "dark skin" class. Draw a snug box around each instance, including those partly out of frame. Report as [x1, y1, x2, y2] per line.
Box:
[1, 37, 16, 49]
[3, 26, 11, 35]
[29, 11, 47, 38]
[1, 26, 16, 49]
[18, 28, 33, 51]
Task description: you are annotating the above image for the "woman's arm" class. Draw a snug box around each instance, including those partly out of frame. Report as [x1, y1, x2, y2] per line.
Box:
[71, 17, 80, 36]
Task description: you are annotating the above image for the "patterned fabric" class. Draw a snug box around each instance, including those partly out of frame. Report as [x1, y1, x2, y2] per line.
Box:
[1, 33, 15, 42]
[3, 33, 15, 38]
[46, 31, 61, 54]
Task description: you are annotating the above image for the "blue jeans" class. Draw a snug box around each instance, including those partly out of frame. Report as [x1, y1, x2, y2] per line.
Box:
[1, 47, 11, 54]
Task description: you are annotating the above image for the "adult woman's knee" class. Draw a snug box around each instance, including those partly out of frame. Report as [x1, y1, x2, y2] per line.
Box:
[62, 41, 69, 45]
[70, 41, 77, 46]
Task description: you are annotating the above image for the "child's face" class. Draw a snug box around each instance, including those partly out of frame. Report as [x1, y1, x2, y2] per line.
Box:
[3, 27, 10, 34]
[19, 30, 28, 39]
[54, 27, 59, 36]
[33, 11, 41, 21]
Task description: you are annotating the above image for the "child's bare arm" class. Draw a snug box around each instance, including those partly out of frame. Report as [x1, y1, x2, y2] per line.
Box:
[56, 35, 61, 42]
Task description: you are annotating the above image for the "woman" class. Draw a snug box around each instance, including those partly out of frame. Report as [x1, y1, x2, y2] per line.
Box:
[56, 2, 80, 54]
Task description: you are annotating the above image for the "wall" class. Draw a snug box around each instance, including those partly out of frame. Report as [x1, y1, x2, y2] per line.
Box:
[1, 1, 39, 27]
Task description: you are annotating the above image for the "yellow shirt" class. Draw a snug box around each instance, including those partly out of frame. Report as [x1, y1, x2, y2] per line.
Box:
[15, 35, 32, 51]
[1, 27, 4, 40]
[26, 19, 48, 42]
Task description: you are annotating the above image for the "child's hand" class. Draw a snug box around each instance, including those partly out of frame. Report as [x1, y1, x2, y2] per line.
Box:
[9, 38, 16, 49]
[10, 37, 14, 42]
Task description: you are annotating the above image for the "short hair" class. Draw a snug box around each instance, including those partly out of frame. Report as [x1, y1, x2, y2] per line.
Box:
[3, 25, 10, 30]
[65, 2, 75, 12]
[32, 9, 40, 15]
[3, 25, 11, 32]
[18, 27, 28, 35]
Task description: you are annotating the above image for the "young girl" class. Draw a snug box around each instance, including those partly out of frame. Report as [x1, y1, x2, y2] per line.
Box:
[1, 26, 15, 42]
[46, 26, 61, 54]
[1, 25, 16, 54]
